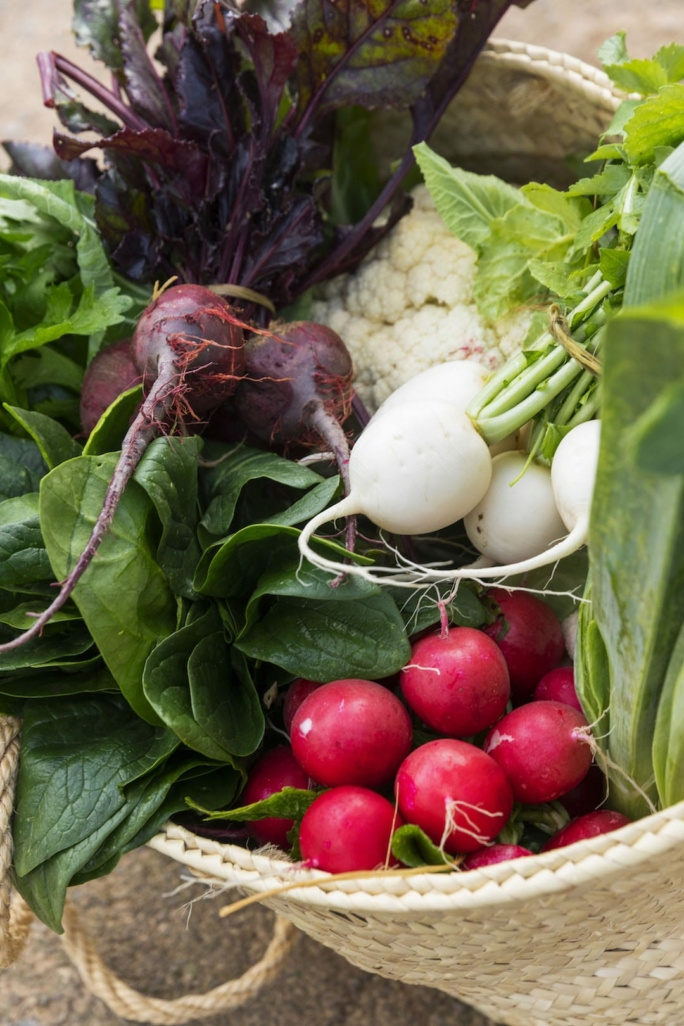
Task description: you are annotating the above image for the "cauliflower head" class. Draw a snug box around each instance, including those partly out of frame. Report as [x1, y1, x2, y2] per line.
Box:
[311, 186, 533, 413]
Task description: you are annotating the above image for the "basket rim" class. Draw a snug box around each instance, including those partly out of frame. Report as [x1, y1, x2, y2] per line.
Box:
[150, 37, 642, 917]
[149, 795, 684, 915]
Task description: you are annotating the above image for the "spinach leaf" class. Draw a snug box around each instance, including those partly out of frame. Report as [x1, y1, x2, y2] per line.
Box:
[143, 604, 260, 760]
[82, 384, 142, 456]
[0, 433, 47, 500]
[39, 454, 177, 722]
[199, 445, 323, 537]
[188, 637, 264, 758]
[4, 405, 82, 468]
[0, 666, 115, 699]
[134, 436, 202, 598]
[236, 592, 411, 682]
[13, 693, 178, 877]
[0, 514, 53, 592]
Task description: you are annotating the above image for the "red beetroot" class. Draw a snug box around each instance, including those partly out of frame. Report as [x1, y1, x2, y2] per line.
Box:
[400, 626, 510, 737]
[291, 679, 413, 789]
[0, 284, 245, 657]
[395, 739, 514, 855]
[80, 338, 140, 434]
[299, 786, 404, 873]
[542, 810, 632, 851]
[241, 746, 310, 848]
[483, 589, 565, 700]
[234, 321, 356, 549]
[283, 678, 322, 734]
[484, 701, 592, 804]
[461, 844, 532, 870]
[533, 666, 582, 713]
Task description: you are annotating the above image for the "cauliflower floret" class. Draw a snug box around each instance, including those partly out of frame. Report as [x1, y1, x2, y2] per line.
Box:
[311, 185, 533, 413]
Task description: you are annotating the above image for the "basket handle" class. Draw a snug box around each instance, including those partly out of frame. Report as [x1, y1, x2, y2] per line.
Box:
[61, 902, 297, 1025]
[1, 714, 297, 1021]
[0, 716, 32, 969]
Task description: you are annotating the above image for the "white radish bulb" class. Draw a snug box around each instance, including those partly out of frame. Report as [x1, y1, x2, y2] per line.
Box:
[298, 394, 493, 572]
[551, 419, 601, 532]
[350, 400, 492, 534]
[375, 360, 489, 419]
[464, 451, 566, 564]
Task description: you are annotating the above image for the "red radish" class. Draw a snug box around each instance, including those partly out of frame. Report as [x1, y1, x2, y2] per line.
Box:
[542, 810, 632, 852]
[395, 739, 514, 855]
[483, 589, 565, 700]
[79, 338, 140, 434]
[291, 679, 413, 789]
[283, 678, 322, 734]
[0, 284, 245, 655]
[298, 786, 403, 872]
[484, 701, 592, 804]
[461, 844, 532, 869]
[240, 746, 310, 848]
[558, 764, 607, 818]
[400, 627, 510, 737]
[533, 666, 582, 713]
[234, 321, 356, 549]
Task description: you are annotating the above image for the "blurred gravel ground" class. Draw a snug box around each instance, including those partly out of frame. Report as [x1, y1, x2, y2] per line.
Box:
[2, 2, 683, 1025]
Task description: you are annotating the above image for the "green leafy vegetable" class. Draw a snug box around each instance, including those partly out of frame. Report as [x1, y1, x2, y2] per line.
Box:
[391, 824, 451, 867]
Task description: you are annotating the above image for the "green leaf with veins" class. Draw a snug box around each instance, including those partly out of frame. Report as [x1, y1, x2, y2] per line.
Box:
[413, 143, 520, 250]
[622, 86, 684, 166]
[188, 638, 264, 758]
[0, 667, 117, 700]
[0, 433, 47, 500]
[193, 786, 318, 823]
[13, 694, 178, 877]
[133, 436, 202, 598]
[0, 515, 52, 592]
[11, 347, 84, 394]
[236, 592, 411, 682]
[290, 0, 459, 116]
[4, 406, 81, 468]
[143, 604, 253, 761]
[200, 445, 323, 538]
[83, 385, 143, 457]
[39, 454, 177, 723]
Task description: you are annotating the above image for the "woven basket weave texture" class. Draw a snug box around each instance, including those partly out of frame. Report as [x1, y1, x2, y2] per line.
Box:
[151, 40, 684, 1026]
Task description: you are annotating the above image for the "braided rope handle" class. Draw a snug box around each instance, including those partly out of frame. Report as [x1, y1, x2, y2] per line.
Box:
[1, 715, 297, 1021]
[0, 716, 33, 969]
[61, 903, 297, 1025]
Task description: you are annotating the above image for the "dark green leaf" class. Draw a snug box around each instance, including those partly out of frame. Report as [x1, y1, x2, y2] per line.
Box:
[330, 107, 381, 225]
[143, 605, 242, 761]
[0, 667, 116, 699]
[13, 694, 178, 877]
[4, 406, 82, 468]
[188, 636, 265, 758]
[200, 446, 322, 538]
[73, 0, 157, 70]
[236, 592, 411, 682]
[134, 436, 202, 597]
[0, 433, 47, 500]
[11, 347, 84, 394]
[39, 454, 177, 722]
[82, 385, 142, 456]
[0, 515, 52, 591]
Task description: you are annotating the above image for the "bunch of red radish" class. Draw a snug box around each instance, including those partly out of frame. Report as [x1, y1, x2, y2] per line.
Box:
[241, 589, 630, 873]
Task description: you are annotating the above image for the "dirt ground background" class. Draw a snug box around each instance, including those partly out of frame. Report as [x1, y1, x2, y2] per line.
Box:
[3, 2, 684, 1025]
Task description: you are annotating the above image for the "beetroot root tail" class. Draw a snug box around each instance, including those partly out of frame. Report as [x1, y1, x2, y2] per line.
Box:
[0, 362, 179, 654]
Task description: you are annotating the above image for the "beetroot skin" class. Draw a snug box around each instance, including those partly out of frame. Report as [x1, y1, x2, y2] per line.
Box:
[80, 338, 140, 434]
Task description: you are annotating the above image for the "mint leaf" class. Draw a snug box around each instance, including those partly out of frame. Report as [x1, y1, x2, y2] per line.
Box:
[623, 86, 684, 166]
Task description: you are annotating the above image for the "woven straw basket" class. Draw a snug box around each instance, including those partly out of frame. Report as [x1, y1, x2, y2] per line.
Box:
[4, 37, 683, 1026]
